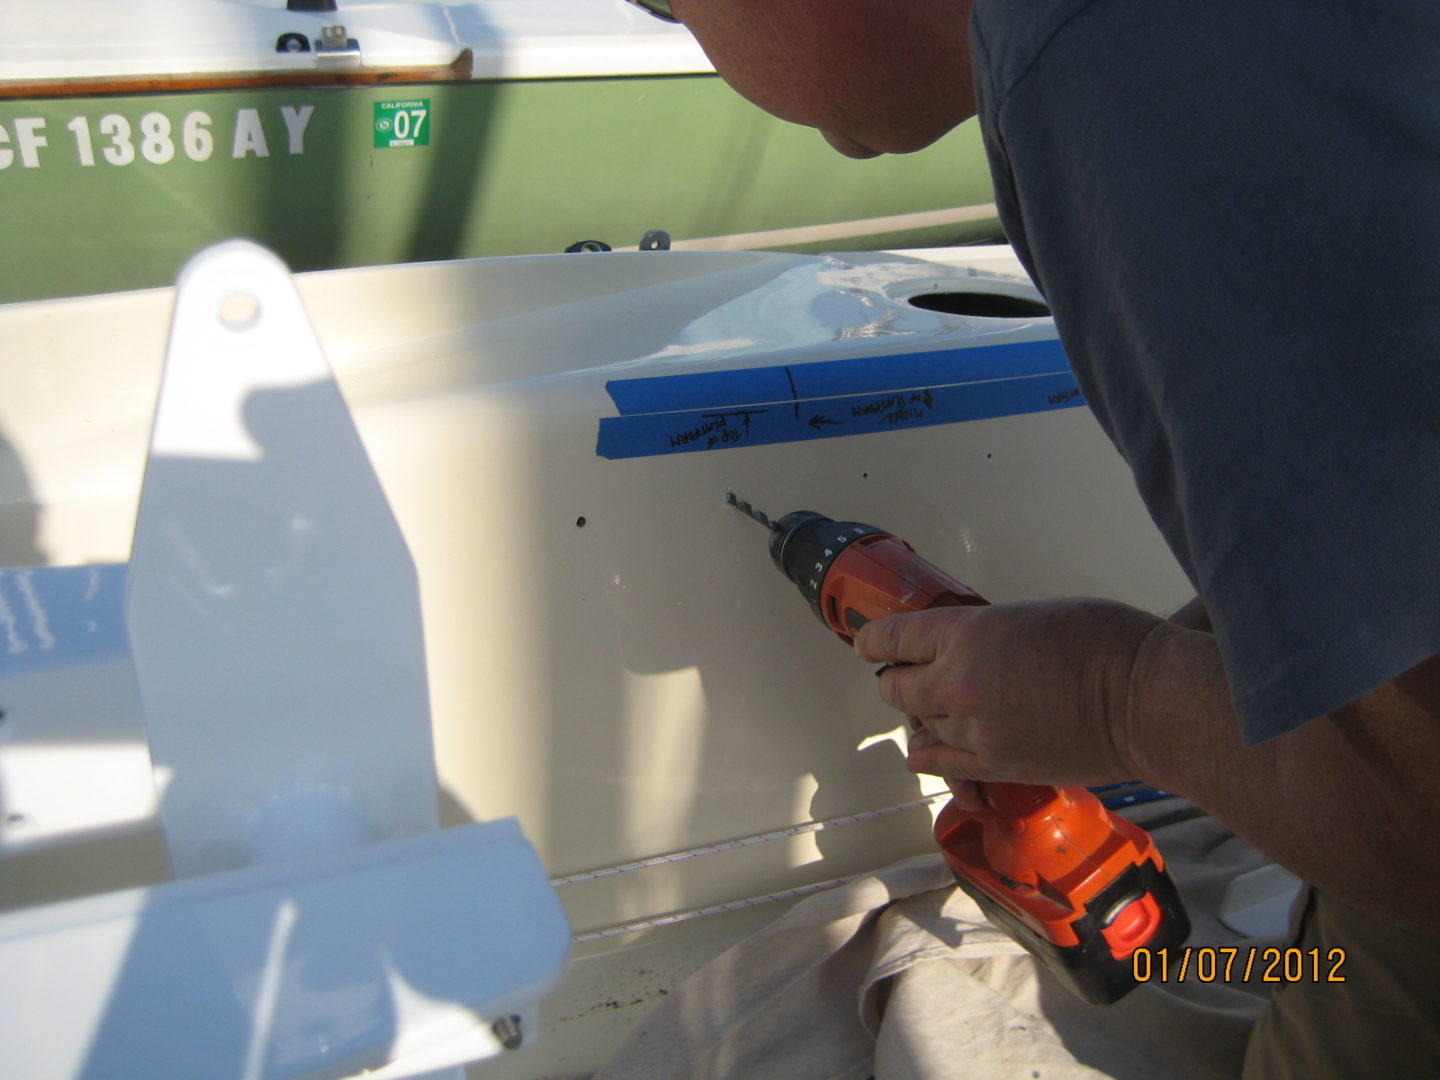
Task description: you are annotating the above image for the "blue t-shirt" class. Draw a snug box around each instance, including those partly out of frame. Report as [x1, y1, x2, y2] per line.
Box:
[970, 0, 1440, 743]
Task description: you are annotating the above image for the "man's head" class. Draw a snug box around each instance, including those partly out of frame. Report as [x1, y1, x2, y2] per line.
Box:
[666, 0, 977, 158]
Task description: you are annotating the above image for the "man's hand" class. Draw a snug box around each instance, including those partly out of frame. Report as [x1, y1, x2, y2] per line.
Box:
[856, 597, 1440, 932]
[852, 599, 1163, 801]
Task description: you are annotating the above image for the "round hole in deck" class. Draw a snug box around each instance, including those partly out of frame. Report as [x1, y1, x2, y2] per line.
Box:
[907, 291, 1050, 318]
[576, 516, 587, 528]
[219, 292, 261, 330]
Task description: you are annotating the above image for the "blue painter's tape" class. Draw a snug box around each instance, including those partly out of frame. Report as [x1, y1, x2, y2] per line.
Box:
[597, 370, 1085, 460]
[604, 338, 1070, 416]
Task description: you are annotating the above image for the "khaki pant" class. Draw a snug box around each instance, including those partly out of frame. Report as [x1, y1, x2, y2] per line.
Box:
[1244, 888, 1440, 1077]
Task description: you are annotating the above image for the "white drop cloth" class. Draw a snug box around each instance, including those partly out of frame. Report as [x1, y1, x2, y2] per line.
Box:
[593, 800, 1280, 1079]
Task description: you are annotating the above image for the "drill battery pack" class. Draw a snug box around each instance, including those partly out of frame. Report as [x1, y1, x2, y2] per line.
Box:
[935, 788, 1190, 1004]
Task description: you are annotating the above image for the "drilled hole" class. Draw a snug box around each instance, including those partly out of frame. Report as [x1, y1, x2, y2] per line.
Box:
[219, 292, 261, 330]
[576, 516, 587, 528]
[907, 291, 1050, 318]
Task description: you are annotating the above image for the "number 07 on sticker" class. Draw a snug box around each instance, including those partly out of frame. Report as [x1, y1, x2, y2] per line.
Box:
[374, 100, 431, 149]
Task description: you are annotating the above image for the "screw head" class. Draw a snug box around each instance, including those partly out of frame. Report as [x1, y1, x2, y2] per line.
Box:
[492, 1014, 522, 1051]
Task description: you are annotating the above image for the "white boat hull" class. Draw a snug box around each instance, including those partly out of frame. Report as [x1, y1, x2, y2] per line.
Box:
[0, 244, 1192, 1073]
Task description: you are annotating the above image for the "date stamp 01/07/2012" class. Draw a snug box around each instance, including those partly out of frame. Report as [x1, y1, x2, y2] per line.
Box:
[1132, 946, 1347, 985]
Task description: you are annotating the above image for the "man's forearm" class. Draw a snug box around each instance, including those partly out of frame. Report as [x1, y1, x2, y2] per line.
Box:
[1125, 621, 1440, 933]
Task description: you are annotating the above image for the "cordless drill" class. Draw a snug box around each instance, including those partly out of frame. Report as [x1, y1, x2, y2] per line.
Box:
[728, 495, 1189, 1005]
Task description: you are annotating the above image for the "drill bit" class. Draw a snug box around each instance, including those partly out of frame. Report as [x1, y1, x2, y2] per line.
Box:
[725, 491, 774, 530]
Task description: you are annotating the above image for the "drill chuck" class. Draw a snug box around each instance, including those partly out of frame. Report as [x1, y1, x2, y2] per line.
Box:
[768, 512, 884, 626]
[768, 510, 986, 642]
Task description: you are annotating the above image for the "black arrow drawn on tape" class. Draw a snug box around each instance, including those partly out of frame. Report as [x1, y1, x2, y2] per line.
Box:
[808, 413, 843, 429]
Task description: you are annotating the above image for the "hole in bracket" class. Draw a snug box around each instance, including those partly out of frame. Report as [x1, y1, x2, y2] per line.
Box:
[219, 292, 261, 331]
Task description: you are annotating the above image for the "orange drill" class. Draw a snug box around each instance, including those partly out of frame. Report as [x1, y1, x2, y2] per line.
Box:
[729, 496, 1189, 1004]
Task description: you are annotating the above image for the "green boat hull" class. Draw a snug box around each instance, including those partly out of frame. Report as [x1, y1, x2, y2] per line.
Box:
[0, 74, 998, 303]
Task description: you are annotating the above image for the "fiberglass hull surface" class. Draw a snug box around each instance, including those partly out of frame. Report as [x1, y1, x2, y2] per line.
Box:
[0, 245, 1190, 1071]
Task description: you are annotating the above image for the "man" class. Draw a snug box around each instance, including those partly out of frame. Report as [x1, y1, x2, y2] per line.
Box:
[638, 0, 1440, 1074]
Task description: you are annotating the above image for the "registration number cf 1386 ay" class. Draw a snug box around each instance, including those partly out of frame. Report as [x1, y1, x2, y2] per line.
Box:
[0, 106, 315, 169]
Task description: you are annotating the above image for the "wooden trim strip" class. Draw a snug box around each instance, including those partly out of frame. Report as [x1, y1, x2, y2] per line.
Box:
[0, 48, 473, 99]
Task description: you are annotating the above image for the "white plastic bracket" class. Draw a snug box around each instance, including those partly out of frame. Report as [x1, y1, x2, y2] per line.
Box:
[0, 241, 570, 1079]
[127, 239, 441, 877]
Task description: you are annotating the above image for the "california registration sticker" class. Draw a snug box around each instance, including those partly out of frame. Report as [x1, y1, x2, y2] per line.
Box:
[373, 100, 431, 149]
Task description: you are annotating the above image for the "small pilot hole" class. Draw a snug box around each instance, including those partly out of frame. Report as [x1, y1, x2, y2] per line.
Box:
[576, 516, 587, 528]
